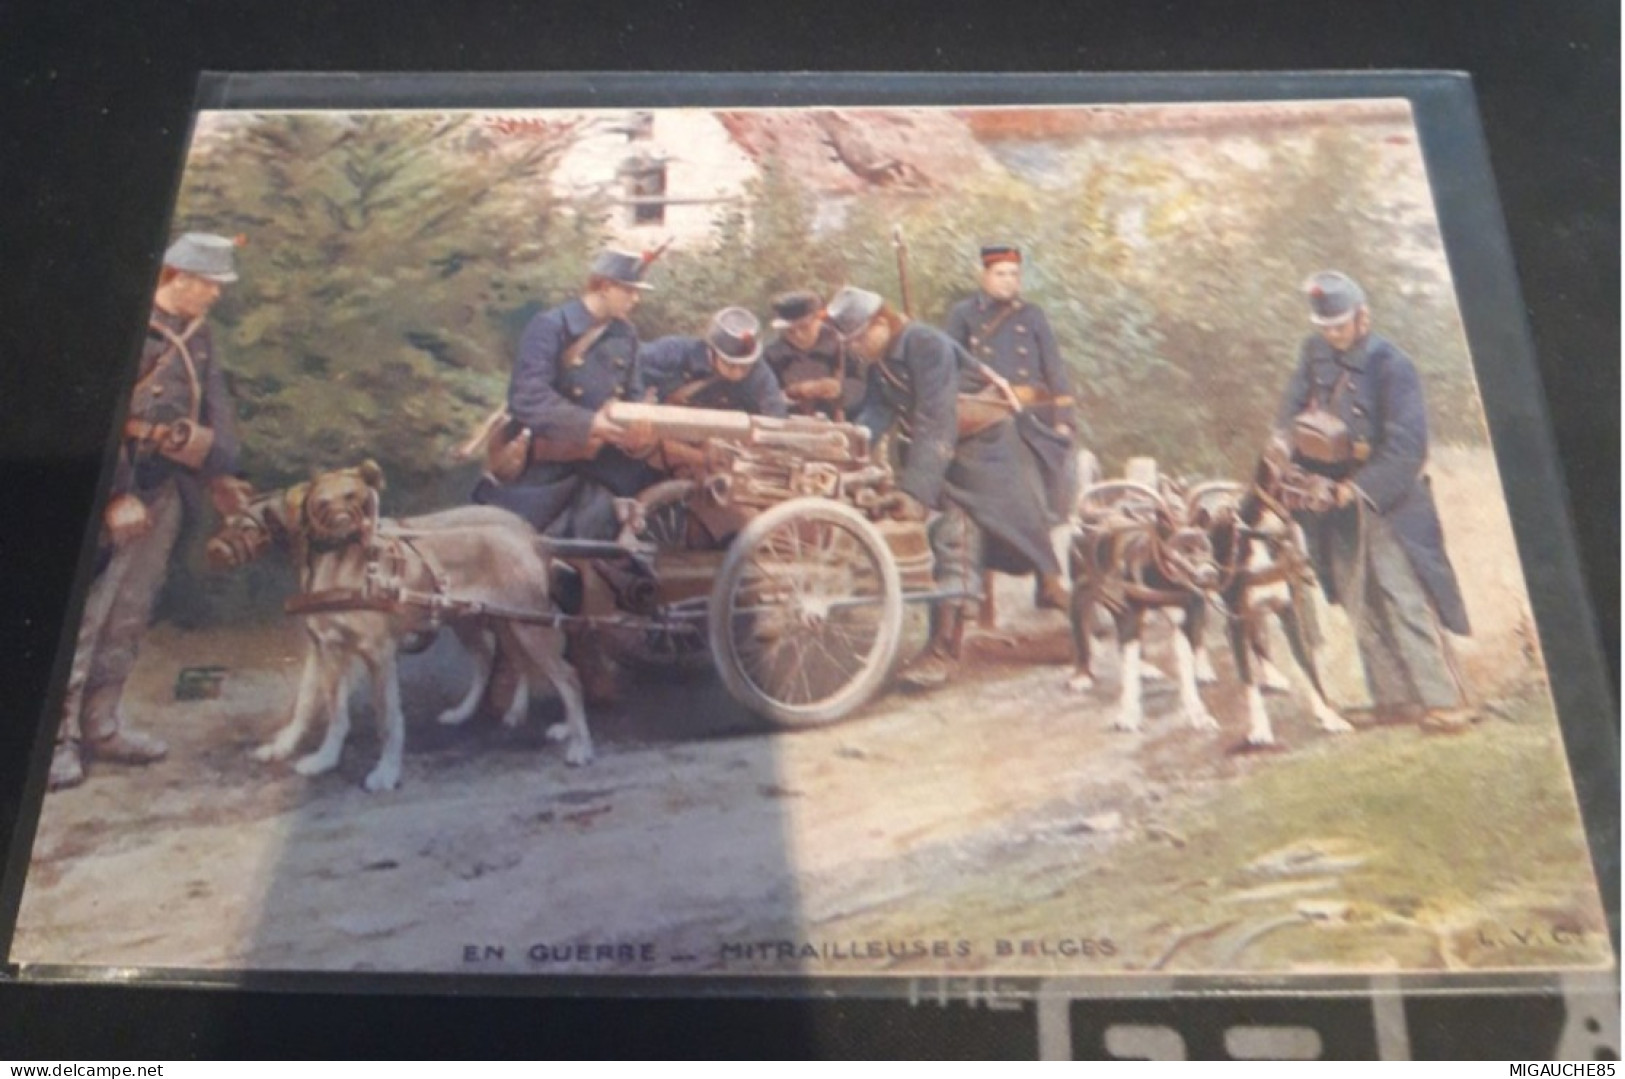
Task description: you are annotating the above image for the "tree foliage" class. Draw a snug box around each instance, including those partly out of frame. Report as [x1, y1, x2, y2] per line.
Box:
[175, 113, 604, 499]
[176, 112, 1481, 497]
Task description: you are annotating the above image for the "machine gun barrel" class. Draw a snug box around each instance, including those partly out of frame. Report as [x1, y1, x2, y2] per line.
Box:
[603, 402, 869, 462]
[605, 401, 753, 443]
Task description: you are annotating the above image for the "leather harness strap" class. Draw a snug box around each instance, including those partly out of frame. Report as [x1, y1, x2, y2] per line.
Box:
[138, 316, 207, 425]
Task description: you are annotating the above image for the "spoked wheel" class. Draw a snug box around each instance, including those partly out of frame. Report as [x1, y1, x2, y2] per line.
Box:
[602, 480, 713, 675]
[626, 480, 701, 549]
[709, 498, 903, 728]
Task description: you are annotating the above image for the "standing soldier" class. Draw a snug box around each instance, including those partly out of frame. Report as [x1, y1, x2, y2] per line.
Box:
[945, 245, 1078, 625]
[1272, 271, 1471, 729]
[825, 286, 1069, 688]
[473, 249, 660, 540]
[944, 244, 1077, 511]
[52, 233, 251, 791]
[762, 290, 868, 422]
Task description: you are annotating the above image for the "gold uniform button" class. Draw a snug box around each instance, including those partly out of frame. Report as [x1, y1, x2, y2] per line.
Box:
[1017, 345, 1029, 356]
[570, 386, 584, 399]
[1015, 323, 1028, 334]
[1017, 367, 1030, 377]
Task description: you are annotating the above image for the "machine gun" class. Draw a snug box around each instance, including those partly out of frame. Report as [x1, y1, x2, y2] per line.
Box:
[601, 402, 894, 536]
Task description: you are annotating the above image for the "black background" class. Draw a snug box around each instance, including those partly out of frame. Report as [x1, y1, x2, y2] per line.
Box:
[0, 0, 1617, 1059]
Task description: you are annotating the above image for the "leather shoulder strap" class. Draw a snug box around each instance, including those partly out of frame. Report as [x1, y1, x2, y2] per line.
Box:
[665, 374, 720, 407]
[559, 318, 612, 373]
[137, 316, 206, 423]
[975, 302, 1021, 343]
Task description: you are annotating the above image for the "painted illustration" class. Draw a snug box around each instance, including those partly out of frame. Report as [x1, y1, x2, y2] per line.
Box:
[8, 99, 1611, 981]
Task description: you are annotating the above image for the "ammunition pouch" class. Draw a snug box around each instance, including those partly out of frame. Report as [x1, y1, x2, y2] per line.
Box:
[485, 417, 603, 483]
[123, 417, 214, 470]
[1291, 407, 1354, 466]
[485, 420, 531, 484]
[955, 387, 1014, 439]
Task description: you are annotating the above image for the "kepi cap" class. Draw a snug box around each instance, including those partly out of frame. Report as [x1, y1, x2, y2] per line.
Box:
[823, 286, 884, 339]
[590, 249, 657, 290]
[163, 232, 239, 283]
[706, 306, 763, 366]
[980, 244, 1021, 267]
[769, 289, 823, 330]
[1304, 270, 1366, 326]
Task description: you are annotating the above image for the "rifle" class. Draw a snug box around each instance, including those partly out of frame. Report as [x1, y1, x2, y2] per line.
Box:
[891, 225, 914, 317]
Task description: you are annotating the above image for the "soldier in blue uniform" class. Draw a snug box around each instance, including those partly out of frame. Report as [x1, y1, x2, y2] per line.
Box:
[472, 249, 661, 539]
[944, 244, 1078, 519]
[639, 306, 789, 418]
[52, 233, 252, 790]
[761, 290, 868, 422]
[826, 287, 1068, 688]
[1272, 271, 1471, 728]
[637, 307, 788, 475]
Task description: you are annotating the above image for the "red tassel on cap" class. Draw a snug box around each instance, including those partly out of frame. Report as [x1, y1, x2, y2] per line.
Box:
[234, 234, 249, 247]
[1309, 284, 1324, 298]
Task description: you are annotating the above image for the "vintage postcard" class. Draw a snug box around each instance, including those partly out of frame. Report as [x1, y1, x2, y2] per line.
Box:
[4, 82, 1612, 987]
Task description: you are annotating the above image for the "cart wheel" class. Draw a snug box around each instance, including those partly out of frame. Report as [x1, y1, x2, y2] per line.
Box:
[709, 498, 904, 728]
[603, 480, 712, 675]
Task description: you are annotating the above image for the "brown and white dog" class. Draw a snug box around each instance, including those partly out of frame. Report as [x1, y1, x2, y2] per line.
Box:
[1194, 474, 1353, 747]
[1065, 475, 1352, 746]
[1065, 482, 1224, 734]
[209, 462, 588, 790]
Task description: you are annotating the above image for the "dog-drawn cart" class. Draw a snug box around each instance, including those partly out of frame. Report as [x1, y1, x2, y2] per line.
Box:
[206, 402, 961, 740]
[549, 402, 956, 728]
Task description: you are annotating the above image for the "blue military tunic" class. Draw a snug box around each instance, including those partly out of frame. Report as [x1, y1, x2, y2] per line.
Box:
[509, 297, 642, 438]
[1275, 331, 1469, 635]
[474, 297, 659, 537]
[944, 292, 1074, 429]
[121, 307, 241, 500]
[945, 292, 1078, 520]
[637, 336, 789, 417]
[868, 321, 1059, 578]
[762, 323, 867, 420]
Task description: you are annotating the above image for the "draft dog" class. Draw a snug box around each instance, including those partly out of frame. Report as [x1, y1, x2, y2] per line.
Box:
[208, 462, 588, 790]
[1065, 481, 1223, 734]
[1194, 468, 1354, 747]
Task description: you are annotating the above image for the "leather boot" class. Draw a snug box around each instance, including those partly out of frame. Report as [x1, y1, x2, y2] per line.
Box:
[1035, 572, 1072, 612]
[49, 740, 85, 791]
[1420, 706, 1477, 734]
[899, 604, 963, 690]
[86, 728, 168, 765]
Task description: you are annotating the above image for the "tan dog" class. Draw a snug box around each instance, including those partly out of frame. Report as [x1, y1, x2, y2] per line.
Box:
[243, 462, 588, 790]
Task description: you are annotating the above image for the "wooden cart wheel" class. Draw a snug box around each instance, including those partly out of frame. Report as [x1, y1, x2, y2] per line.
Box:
[601, 480, 713, 675]
[709, 498, 903, 728]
